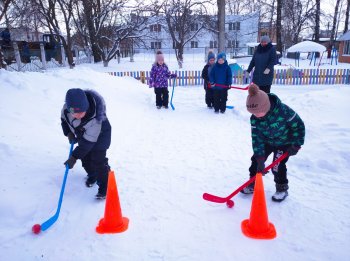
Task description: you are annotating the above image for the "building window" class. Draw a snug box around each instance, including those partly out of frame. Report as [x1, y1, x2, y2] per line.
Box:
[191, 23, 199, 31]
[229, 22, 240, 31]
[228, 40, 239, 48]
[344, 41, 350, 55]
[150, 24, 161, 32]
[191, 41, 198, 48]
[210, 41, 217, 48]
[151, 42, 162, 49]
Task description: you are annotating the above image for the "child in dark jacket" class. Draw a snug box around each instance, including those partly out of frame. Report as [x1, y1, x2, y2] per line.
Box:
[61, 88, 111, 199]
[209, 52, 232, 113]
[201, 51, 215, 108]
[241, 84, 305, 202]
[149, 50, 176, 109]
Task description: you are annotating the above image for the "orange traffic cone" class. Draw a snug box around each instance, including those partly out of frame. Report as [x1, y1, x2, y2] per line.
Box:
[241, 173, 276, 239]
[96, 170, 129, 234]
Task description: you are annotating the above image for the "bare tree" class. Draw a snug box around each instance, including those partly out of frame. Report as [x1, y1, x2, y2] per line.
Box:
[315, 0, 320, 42]
[160, 0, 211, 68]
[344, 0, 350, 33]
[330, 0, 341, 47]
[0, 0, 14, 69]
[32, 0, 76, 67]
[98, 8, 151, 67]
[282, 0, 315, 46]
[276, 0, 282, 53]
[80, 0, 101, 62]
[217, 0, 225, 52]
[0, 0, 13, 22]
[75, 1, 151, 67]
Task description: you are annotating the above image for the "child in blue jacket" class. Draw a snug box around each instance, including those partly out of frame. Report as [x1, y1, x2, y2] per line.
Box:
[209, 52, 232, 113]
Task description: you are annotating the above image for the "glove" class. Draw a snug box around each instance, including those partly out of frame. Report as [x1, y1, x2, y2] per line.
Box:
[287, 145, 300, 156]
[64, 156, 77, 169]
[263, 68, 270, 74]
[67, 132, 77, 144]
[255, 156, 267, 174]
[170, 73, 177, 79]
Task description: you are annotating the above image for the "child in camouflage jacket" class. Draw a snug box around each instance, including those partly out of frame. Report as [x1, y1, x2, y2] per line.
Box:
[241, 84, 305, 202]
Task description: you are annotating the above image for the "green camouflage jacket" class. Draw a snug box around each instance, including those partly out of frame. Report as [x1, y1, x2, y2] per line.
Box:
[250, 93, 305, 157]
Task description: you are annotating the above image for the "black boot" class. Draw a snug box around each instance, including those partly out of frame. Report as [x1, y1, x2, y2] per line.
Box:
[240, 182, 255, 194]
[95, 185, 107, 200]
[272, 183, 289, 202]
[85, 175, 97, 187]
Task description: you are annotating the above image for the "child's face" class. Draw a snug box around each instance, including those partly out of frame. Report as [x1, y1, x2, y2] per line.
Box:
[158, 60, 164, 65]
[253, 112, 267, 118]
[72, 111, 86, 119]
[209, 58, 215, 64]
[218, 58, 224, 64]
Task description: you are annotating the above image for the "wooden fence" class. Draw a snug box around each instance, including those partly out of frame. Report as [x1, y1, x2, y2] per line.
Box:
[108, 68, 350, 86]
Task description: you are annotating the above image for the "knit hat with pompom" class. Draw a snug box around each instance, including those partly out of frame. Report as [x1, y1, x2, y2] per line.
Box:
[246, 84, 271, 114]
[156, 50, 164, 63]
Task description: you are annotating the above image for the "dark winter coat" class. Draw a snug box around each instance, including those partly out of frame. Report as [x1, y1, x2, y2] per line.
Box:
[250, 94, 305, 157]
[247, 43, 276, 86]
[149, 63, 173, 88]
[61, 90, 111, 159]
[201, 63, 214, 89]
[0, 29, 11, 43]
[209, 60, 232, 89]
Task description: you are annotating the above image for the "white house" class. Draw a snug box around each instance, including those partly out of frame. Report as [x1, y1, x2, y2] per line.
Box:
[140, 12, 259, 57]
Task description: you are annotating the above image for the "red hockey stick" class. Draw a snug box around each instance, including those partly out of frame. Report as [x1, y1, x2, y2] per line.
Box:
[203, 152, 288, 204]
[208, 83, 250, 90]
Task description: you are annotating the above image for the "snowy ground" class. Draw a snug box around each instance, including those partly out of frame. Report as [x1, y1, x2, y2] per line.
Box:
[0, 59, 350, 261]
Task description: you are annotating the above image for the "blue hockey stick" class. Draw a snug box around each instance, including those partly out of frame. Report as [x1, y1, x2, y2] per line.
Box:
[40, 143, 74, 231]
[170, 78, 176, 110]
[226, 105, 235, 109]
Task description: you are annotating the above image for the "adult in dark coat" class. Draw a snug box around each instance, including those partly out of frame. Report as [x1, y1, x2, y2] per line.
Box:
[246, 36, 276, 93]
[0, 28, 11, 47]
[61, 88, 112, 199]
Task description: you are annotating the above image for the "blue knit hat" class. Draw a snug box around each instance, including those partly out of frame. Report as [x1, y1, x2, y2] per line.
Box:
[207, 51, 215, 62]
[217, 52, 226, 61]
[65, 88, 89, 113]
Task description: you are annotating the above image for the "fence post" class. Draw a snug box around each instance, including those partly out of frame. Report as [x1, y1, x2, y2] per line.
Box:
[12, 42, 22, 72]
[40, 42, 47, 70]
[60, 43, 66, 67]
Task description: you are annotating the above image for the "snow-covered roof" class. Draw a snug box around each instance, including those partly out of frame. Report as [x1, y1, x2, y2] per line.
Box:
[339, 31, 350, 41]
[246, 42, 276, 47]
[287, 41, 326, 53]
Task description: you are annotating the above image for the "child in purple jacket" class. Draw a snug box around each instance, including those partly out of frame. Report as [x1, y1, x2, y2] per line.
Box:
[149, 51, 176, 109]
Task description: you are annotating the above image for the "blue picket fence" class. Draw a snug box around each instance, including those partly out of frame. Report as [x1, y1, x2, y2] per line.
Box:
[108, 68, 350, 86]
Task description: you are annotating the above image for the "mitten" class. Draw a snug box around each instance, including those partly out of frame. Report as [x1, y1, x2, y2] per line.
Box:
[263, 68, 270, 74]
[170, 73, 177, 79]
[64, 156, 77, 169]
[287, 145, 300, 156]
[67, 132, 77, 144]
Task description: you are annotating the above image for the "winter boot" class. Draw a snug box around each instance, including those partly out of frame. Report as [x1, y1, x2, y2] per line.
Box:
[272, 183, 289, 202]
[95, 185, 107, 200]
[85, 176, 97, 187]
[240, 182, 255, 194]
